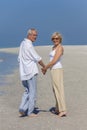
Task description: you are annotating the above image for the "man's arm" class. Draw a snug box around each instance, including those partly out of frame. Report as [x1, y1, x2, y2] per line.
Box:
[38, 60, 45, 68]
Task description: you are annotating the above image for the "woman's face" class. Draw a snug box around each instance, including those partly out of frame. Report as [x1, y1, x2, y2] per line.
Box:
[52, 36, 60, 45]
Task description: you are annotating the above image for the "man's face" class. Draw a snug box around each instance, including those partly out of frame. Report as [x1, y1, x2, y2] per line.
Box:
[28, 31, 38, 42]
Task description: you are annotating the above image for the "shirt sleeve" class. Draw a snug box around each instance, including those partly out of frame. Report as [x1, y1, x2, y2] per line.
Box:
[29, 46, 42, 62]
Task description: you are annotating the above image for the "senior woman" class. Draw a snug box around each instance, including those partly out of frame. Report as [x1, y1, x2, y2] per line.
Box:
[42, 32, 67, 117]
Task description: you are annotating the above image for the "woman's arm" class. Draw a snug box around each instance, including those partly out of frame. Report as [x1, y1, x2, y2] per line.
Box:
[45, 45, 64, 70]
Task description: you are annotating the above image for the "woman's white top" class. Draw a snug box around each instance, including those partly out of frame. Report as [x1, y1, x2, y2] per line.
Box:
[18, 38, 42, 80]
[49, 49, 63, 69]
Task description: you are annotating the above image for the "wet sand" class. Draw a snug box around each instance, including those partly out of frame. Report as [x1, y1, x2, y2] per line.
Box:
[0, 45, 87, 130]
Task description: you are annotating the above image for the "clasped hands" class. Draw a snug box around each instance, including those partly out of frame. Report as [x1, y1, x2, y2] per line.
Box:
[41, 66, 47, 75]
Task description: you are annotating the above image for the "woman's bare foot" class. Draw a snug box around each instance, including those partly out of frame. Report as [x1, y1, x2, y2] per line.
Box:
[58, 111, 67, 117]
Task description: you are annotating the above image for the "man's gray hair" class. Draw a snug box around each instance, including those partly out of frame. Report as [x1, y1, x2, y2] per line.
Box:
[27, 28, 37, 35]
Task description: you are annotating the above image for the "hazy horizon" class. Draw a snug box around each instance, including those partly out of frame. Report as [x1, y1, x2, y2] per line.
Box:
[0, 0, 87, 48]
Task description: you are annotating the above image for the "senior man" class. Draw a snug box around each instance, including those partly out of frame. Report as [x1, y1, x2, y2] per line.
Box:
[18, 28, 45, 117]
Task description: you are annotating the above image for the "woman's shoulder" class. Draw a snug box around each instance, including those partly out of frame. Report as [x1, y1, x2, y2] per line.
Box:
[56, 44, 64, 54]
[57, 44, 63, 50]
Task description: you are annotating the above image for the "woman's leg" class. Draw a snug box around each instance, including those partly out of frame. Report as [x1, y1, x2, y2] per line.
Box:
[51, 69, 66, 115]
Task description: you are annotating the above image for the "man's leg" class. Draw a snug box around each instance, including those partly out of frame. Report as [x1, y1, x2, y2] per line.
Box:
[19, 80, 29, 115]
[27, 75, 37, 116]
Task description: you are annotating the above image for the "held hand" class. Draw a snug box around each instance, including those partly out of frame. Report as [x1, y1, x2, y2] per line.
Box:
[41, 67, 47, 75]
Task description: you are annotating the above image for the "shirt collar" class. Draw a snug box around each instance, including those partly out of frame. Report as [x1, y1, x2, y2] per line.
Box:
[24, 38, 32, 43]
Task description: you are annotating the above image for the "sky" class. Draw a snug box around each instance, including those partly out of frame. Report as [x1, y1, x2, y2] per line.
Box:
[0, 0, 87, 48]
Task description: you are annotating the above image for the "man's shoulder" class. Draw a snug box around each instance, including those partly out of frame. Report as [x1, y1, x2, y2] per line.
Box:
[20, 38, 33, 48]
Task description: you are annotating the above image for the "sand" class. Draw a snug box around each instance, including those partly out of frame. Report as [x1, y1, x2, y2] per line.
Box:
[0, 45, 87, 130]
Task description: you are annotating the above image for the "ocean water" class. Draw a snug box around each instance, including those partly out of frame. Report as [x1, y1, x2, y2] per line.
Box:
[0, 52, 18, 86]
[0, 40, 87, 49]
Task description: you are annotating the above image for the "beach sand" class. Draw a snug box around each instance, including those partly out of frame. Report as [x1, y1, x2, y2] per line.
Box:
[0, 45, 87, 130]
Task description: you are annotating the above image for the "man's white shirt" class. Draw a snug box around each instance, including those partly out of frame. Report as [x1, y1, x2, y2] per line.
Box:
[18, 38, 42, 80]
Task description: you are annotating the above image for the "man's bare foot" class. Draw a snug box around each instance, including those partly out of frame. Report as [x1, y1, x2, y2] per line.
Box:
[28, 113, 37, 117]
[19, 111, 25, 117]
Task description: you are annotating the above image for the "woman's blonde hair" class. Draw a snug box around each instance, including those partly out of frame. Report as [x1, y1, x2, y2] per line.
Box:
[51, 32, 63, 43]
